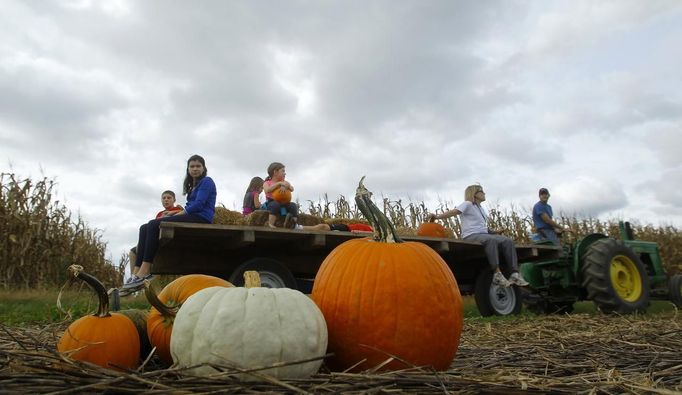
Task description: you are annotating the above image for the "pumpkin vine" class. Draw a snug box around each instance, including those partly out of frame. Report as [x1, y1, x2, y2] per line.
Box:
[144, 280, 178, 318]
[244, 270, 261, 288]
[67, 264, 111, 318]
[355, 176, 403, 243]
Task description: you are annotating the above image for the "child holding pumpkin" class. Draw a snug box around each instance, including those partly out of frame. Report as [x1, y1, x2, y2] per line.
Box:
[428, 184, 529, 288]
[242, 176, 264, 215]
[121, 154, 217, 295]
[263, 162, 298, 229]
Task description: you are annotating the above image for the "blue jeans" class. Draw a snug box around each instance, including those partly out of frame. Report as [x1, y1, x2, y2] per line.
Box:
[538, 228, 560, 245]
[264, 199, 298, 217]
[464, 233, 519, 272]
[135, 213, 208, 267]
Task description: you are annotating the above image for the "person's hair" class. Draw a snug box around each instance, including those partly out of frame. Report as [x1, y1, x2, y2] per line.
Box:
[183, 154, 208, 195]
[246, 177, 264, 193]
[161, 190, 176, 199]
[265, 162, 285, 181]
[464, 184, 483, 203]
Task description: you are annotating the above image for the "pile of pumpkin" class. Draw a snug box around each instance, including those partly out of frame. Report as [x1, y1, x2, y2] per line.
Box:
[58, 178, 464, 379]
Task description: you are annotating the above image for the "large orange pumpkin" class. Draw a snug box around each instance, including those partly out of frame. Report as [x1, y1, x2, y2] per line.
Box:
[271, 187, 292, 204]
[57, 265, 140, 370]
[311, 177, 463, 372]
[417, 221, 448, 238]
[145, 274, 233, 366]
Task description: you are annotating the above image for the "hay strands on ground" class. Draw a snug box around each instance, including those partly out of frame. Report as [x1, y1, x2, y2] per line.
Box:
[1, 313, 682, 394]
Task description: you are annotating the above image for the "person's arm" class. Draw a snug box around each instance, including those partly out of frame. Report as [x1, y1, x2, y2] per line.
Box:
[264, 180, 292, 193]
[165, 206, 185, 216]
[428, 208, 462, 222]
[252, 192, 261, 209]
[263, 180, 280, 194]
[184, 178, 215, 214]
[540, 213, 564, 233]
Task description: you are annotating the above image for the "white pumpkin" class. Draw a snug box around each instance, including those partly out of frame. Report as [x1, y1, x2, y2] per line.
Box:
[170, 271, 328, 379]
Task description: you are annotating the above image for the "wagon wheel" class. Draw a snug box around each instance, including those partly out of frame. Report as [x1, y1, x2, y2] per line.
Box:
[474, 269, 522, 316]
[229, 258, 298, 289]
[581, 238, 650, 313]
[668, 274, 682, 308]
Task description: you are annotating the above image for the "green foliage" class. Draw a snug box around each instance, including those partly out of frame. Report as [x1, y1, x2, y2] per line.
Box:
[0, 289, 149, 325]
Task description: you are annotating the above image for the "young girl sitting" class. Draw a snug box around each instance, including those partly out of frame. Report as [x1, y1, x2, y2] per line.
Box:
[121, 154, 217, 294]
[242, 177, 263, 215]
[263, 162, 298, 228]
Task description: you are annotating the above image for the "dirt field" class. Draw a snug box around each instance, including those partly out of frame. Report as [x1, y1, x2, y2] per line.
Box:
[1, 312, 681, 394]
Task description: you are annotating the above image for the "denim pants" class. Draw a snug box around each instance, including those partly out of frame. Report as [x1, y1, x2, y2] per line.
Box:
[464, 233, 519, 272]
[135, 213, 208, 267]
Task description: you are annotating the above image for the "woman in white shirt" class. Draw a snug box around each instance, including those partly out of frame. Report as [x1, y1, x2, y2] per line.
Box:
[428, 184, 529, 288]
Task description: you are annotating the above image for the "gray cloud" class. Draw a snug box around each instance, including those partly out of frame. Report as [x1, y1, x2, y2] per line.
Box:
[1, 1, 681, 262]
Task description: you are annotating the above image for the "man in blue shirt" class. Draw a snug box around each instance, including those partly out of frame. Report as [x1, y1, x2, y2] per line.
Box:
[532, 188, 564, 245]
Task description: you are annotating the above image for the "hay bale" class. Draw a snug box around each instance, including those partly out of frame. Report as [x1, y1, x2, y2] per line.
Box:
[395, 226, 417, 237]
[213, 207, 245, 225]
[245, 210, 269, 226]
[298, 213, 323, 226]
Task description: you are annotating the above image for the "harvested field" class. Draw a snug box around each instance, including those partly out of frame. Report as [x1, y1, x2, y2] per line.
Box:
[2, 313, 681, 394]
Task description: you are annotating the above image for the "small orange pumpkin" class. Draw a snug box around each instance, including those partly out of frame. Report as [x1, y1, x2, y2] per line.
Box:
[312, 177, 463, 372]
[271, 187, 292, 204]
[57, 265, 140, 370]
[417, 221, 448, 238]
[145, 274, 233, 366]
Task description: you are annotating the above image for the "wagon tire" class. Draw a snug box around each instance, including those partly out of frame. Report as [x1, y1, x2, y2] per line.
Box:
[668, 274, 682, 308]
[581, 238, 650, 313]
[229, 257, 298, 289]
[474, 269, 522, 316]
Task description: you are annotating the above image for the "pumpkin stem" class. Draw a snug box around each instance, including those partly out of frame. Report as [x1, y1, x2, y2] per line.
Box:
[355, 176, 403, 243]
[244, 271, 261, 288]
[144, 280, 178, 318]
[67, 264, 110, 318]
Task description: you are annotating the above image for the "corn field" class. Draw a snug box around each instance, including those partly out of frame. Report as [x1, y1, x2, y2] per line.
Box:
[2, 174, 680, 289]
[0, 173, 120, 289]
[307, 195, 682, 275]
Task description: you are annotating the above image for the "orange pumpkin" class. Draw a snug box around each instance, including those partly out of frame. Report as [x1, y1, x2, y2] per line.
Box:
[311, 177, 463, 372]
[271, 187, 292, 204]
[145, 274, 233, 366]
[417, 221, 448, 238]
[57, 265, 140, 370]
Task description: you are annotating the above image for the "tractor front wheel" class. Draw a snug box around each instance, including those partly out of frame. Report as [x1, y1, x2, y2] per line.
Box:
[581, 238, 650, 313]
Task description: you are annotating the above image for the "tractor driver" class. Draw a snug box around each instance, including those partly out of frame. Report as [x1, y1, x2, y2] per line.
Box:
[533, 188, 565, 245]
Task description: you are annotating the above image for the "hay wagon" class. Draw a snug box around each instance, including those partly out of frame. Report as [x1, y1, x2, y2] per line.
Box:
[149, 222, 561, 316]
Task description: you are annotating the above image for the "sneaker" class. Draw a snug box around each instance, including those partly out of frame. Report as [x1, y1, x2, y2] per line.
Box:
[119, 274, 153, 296]
[492, 271, 511, 288]
[509, 272, 529, 287]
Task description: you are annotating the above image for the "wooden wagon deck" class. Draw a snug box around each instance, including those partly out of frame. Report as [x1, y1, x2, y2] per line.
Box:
[152, 222, 561, 293]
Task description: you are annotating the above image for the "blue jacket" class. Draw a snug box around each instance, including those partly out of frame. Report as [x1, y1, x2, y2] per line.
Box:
[184, 176, 216, 223]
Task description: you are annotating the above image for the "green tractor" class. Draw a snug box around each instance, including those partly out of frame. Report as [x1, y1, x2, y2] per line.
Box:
[521, 221, 682, 314]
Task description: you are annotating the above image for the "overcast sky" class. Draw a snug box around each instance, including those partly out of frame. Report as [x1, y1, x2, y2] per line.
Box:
[1, 0, 681, 264]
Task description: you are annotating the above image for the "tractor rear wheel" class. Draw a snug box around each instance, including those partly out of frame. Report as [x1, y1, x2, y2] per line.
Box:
[581, 238, 650, 313]
[668, 274, 682, 308]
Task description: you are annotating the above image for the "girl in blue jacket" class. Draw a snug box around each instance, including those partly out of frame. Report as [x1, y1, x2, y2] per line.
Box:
[121, 154, 216, 294]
